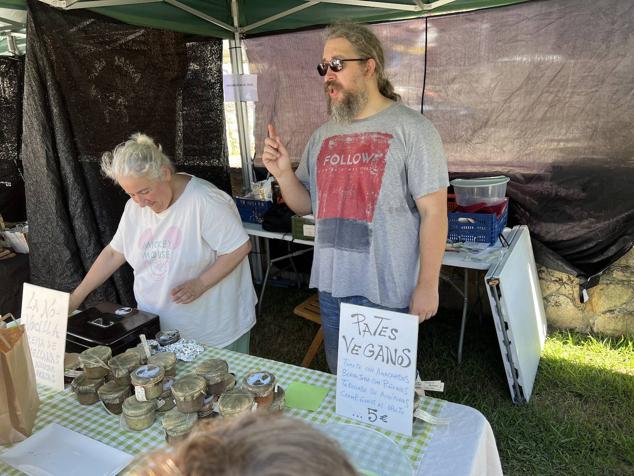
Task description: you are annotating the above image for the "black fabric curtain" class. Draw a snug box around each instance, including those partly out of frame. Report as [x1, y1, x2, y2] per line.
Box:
[0, 57, 25, 222]
[22, 0, 229, 307]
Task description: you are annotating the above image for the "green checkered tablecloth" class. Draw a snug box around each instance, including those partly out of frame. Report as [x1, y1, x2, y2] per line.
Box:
[0, 347, 444, 475]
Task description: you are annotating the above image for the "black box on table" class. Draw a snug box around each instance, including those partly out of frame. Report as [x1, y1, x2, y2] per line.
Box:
[66, 302, 160, 355]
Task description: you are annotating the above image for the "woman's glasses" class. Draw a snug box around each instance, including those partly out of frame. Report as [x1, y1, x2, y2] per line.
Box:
[317, 58, 369, 76]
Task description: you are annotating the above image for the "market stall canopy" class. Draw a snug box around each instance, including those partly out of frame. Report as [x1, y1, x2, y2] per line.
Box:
[0, 0, 533, 55]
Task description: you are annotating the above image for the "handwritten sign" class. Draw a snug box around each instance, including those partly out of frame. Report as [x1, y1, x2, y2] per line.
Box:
[336, 303, 418, 436]
[21, 284, 69, 391]
[223, 74, 258, 102]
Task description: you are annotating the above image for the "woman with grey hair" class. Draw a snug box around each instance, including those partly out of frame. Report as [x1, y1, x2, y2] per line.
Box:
[136, 412, 359, 476]
[69, 133, 257, 352]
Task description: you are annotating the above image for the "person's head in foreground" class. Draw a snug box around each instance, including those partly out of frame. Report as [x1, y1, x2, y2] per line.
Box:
[136, 412, 359, 476]
[101, 133, 182, 214]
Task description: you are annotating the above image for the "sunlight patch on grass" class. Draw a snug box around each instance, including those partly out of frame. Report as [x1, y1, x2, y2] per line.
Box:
[543, 330, 634, 375]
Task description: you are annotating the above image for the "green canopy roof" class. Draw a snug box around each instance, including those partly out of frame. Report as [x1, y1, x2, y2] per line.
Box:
[1, 0, 534, 56]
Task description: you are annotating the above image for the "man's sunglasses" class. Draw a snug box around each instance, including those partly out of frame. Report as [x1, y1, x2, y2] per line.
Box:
[317, 58, 369, 76]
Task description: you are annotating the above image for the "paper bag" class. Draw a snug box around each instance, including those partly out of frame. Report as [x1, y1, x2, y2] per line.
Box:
[0, 325, 40, 444]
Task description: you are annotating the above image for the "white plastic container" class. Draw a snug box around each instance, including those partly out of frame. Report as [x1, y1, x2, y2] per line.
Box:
[450, 176, 510, 206]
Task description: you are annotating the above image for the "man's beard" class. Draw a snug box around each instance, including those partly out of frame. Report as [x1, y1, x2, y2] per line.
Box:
[325, 81, 368, 123]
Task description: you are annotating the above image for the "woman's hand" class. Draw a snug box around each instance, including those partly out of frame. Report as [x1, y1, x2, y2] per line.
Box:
[171, 278, 207, 304]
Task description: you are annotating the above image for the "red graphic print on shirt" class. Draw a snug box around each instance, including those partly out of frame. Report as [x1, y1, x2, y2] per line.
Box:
[316, 132, 391, 222]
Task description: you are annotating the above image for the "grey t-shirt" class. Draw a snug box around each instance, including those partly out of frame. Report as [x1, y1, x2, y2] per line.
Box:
[296, 102, 449, 308]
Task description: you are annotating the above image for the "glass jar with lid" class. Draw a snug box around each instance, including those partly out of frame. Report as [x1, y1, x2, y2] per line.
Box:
[122, 395, 156, 431]
[71, 373, 105, 405]
[79, 345, 112, 379]
[148, 352, 177, 378]
[162, 408, 198, 444]
[98, 380, 131, 414]
[108, 351, 141, 386]
[194, 358, 229, 395]
[171, 375, 206, 413]
[241, 370, 276, 410]
[218, 389, 255, 419]
[130, 364, 165, 401]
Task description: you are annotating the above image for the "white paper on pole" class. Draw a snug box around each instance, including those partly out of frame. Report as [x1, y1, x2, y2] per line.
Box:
[20, 283, 69, 391]
[223, 74, 258, 102]
[336, 303, 418, 436]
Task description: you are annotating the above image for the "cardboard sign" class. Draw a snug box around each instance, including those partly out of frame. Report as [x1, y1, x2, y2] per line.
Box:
[336, 303, 418, 436]
[223, 74, 258, 102]
[21, 284, 69, 391]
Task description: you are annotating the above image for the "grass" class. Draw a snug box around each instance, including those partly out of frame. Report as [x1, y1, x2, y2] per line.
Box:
[251, 284, 634, 476]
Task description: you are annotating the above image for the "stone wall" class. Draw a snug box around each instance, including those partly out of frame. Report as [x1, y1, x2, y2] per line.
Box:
[439, 247, 633, 337]
[539, 248, 634, 337]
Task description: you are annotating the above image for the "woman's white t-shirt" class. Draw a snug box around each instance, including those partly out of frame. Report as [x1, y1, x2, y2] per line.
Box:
[110, 175, 256, 347]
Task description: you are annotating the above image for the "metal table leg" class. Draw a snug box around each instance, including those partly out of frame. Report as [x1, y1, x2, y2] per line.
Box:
[457, 268, 469, 364]
[257, 238, 272, 316]
[439, 270, 470, 363]
[257, 240, 313, 316]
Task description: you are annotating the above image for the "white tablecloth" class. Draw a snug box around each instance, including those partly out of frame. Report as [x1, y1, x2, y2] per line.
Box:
[419, 401, 503, 476]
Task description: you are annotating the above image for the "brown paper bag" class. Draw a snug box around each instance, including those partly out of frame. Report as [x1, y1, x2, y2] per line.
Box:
[0, 325, 41, 444]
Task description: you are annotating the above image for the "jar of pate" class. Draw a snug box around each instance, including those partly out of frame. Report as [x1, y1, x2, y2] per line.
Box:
[241, 370, 276, 410]
[148, 352, 177, 378]
[171, 375, 206, 413]
[218, 389, 255, 419]
[108, 351, 141, 386]
[71, 373, 105, 405]
[162, 408, 198, 444]
[98, 380, 131, 415]
[194, 358, 229, 395]
[130, 364, 165, 401]
[122, 395, 156, 431]
[79, 345, 112, 379]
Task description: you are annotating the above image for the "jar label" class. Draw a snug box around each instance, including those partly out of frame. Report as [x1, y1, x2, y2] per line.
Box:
[135, 386, 147, 402]
[156, 398, 165, 409]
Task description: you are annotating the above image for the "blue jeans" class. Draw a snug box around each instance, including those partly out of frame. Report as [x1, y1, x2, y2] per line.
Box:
[318, 291, 409, 374]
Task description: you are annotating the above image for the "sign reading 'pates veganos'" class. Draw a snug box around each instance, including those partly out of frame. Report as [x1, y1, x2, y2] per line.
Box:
[21, 284, 69, 391]
[335, 303, 418, 436]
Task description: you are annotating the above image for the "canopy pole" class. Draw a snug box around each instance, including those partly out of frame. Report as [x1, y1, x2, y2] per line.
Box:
[229, 0, 253, 194]
[229, 0, 263, 284]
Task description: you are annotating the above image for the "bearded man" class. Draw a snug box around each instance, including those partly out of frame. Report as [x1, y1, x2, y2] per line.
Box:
[262, 23, 449, 374]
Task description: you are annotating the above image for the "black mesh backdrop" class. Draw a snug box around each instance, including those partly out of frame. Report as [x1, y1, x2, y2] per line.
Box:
[0, 57, 25, 222]
[22, 0, 228, 307]
[176, 40, 230, 193]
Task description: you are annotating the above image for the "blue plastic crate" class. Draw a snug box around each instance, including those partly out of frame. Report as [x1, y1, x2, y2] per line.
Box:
[235, 197, 273, 224]
[447, 200, 508, 245]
